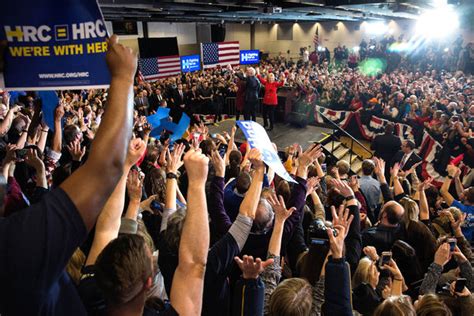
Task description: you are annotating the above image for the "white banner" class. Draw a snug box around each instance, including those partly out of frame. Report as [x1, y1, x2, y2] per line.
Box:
[237, 120, 296, 183]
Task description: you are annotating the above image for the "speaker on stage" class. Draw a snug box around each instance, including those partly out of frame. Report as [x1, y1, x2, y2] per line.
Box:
[287, 112, 308, 128]
[211, 25, 226, 42]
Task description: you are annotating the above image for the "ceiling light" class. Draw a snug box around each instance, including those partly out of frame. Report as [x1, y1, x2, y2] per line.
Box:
[415, 7, 459, 39]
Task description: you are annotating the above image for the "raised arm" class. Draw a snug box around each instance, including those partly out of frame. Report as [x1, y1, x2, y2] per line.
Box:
[161, 144, 185, 232]
[418, 178, 432, 221]
[0, 105, 19, 136]
[24, 149, 47, 190]
[209, 150, 233, 235]
[374, 157, 393, 202]
[170, 148, 209, 316]
[440, 165, 457, 207]
[391, 163, 405, 197]
[285, 144, 322, 227]
[51, 104, 64, 154]
[224, 126, 236, 166]
[85, 139, 146, 266]
[60, 35, 137, 231]
[239, 148, 265, 218]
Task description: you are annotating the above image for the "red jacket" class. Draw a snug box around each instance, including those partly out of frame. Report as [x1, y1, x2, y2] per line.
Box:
[257, 75, 283, 106]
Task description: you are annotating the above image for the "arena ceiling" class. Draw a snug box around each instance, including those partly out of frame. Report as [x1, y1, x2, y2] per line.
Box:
[99, 0, 472, 23]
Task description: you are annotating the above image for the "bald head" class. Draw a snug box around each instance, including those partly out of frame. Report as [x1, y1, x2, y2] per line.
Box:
[380, 201, 404, 226]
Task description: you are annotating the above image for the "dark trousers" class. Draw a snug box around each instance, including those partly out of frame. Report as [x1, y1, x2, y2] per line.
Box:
[243, 100, 257, 121]
[262, 104, 275, 129]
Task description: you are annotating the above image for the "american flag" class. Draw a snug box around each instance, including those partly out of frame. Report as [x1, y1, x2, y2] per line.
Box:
[201, 41, 240, 69]
[138, 55, 181, 81]
[313, 26, 319, 50]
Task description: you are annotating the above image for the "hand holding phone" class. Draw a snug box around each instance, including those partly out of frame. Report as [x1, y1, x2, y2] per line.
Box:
[379, 251, 392, 268]
[454, 278, 467, 293]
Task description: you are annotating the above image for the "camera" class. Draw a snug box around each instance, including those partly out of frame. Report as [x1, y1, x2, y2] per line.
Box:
[307, 218, 337, 245]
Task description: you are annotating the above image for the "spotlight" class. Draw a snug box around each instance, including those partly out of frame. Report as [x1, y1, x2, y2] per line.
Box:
[416, 7, 459, 39]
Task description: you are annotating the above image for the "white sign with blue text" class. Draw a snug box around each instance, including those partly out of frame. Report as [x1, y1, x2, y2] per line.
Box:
[237, 120, 296, 183]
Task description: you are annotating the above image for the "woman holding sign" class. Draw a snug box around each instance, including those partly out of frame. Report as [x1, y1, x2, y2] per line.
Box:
[256, 68, 285, 131]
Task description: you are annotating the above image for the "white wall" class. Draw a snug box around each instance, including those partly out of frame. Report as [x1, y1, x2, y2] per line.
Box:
[147, 22, 197, 45]
[224, 24, 251, 50]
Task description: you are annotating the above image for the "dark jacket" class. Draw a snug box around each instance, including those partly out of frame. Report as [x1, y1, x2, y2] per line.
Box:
[372, 133, 402, 163]
[236, 73, 260, 103]
[232, 278, 264, 316]
[322, 257, 353, 316]
[391, 150, 423, 178]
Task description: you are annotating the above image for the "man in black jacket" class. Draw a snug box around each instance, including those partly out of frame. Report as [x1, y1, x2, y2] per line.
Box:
[233, 67, 260, 121]
[171, 83, 187, 122]
[391, 140, 422, 178]
[372, 123, 402, 180]
[372, 123, 401, 164]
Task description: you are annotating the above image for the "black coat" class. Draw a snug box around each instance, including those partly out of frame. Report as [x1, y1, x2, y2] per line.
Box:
[371, 133, 402, 163]
[391, 150, 422, 175]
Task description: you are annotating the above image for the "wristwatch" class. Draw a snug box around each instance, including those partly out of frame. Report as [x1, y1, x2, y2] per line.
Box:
[345, 195, 356, 201]
[166, 172, 178, 180]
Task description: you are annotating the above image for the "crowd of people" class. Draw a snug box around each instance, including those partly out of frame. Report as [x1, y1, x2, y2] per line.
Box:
[0, 32, 473, 316]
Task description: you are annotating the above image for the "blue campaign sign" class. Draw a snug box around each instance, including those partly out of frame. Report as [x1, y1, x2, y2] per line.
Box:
[240, 50, 260, 65]
[0, 0, 110, 90]
[236, 120, 296, 183]
[180, 54, 201, 73]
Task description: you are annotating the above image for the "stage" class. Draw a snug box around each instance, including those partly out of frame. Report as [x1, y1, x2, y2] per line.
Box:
[208, 118, 334, 151]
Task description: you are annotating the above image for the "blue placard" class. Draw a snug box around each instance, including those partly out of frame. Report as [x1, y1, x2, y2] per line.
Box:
[0, 0, 110, 90]
[239, 50, 260, 65]
[180, 54, 201, 73]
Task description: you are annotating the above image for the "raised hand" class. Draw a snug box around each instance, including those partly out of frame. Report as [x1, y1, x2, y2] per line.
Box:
[306, 176, 320, 196]
[331, 204, 354, 238]
[234, 255, 274, 280]
[125, 138, 146, 169]
[66, 140, 86, 162]
[363, 246, 379, 262]
[330, 178, 354, 198]
[267, 194, 296, 223]
[248, 148, 264, 171]
[434, 243, 452, 267]
[390, 162, 400, 178]
[184, 148, 209, 185]
[298, 144, 323, 168]
[446, 164, 459, 178]
[418, 177, 433, 191]
[373, 157, 386, 177]
[450, 280, 471, 297]
[106, 34, 138, 81]
[3, 144, 17, 164]
[210, 150, 225, 178]
[381, 258, 403, 280]
[327, 224, 347, 259]
[126, 169, 143, 202]
[24, 149, 44, 171]
[55, 104, 65, 122]
[167, 143, 185, 174]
